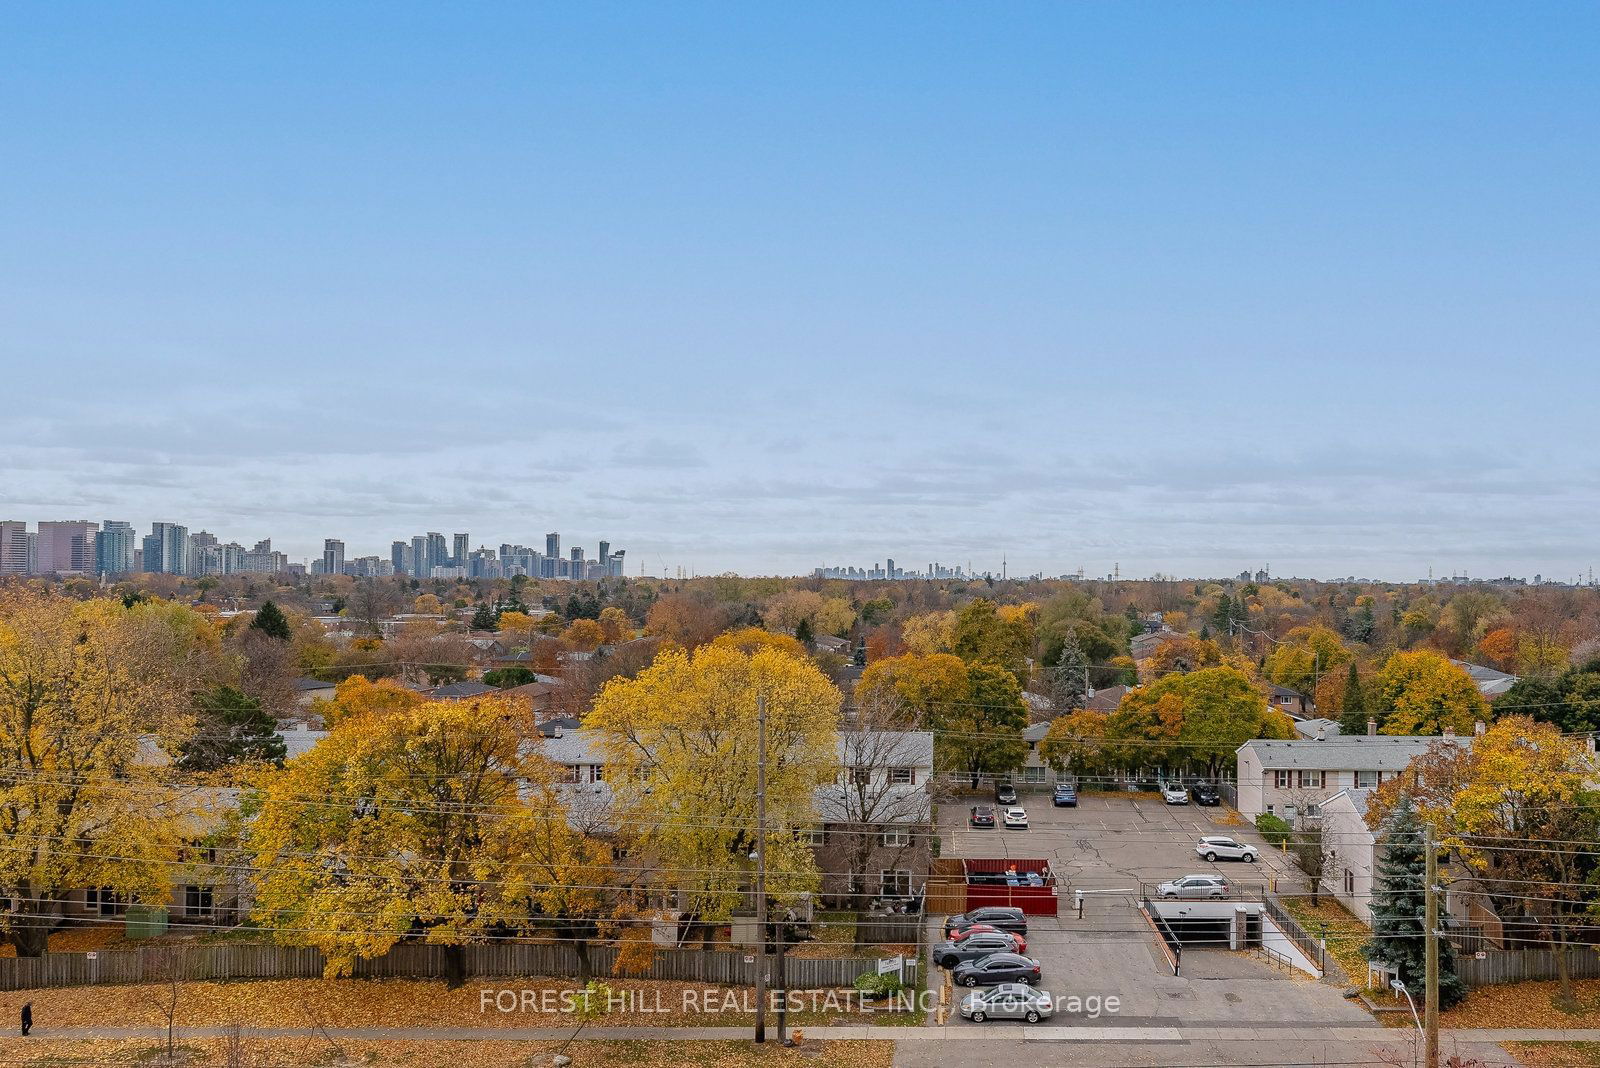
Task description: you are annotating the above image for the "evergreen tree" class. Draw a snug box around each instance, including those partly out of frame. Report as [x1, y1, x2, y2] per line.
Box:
[471, 603, 500, 631]
[251, 600, 292, 642]
[1338, 662, 1368, 735]
[794, 616, 815, 646]
[1048, 629, 1089, 713]
[179, 686, 288, 771]
[1362, 795, 1466, 1009]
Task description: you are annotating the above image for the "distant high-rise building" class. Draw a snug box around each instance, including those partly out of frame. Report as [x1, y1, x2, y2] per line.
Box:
[35, 520, 99, 574]
[410, 535, 427, 578]
[546, 532, 561, 560]
[0, 521, 29, 575]
[323, 539, 346, 577]
[426, 533, 447, 575]
[391, 541, 408, 574]
[142, 522, 189, 575]
[187, 530, 222, 576]
[452, 533, 469, 568]
[598, 540, 611, 575]
[95, 521, 137, 575]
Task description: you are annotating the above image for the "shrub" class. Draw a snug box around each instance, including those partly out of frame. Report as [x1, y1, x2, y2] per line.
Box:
[854, 972, 904, 999]
[1255, 812, 1292, 845]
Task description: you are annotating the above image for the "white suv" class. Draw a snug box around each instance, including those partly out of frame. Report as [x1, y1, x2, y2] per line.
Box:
[1196, 835, 1258, 863]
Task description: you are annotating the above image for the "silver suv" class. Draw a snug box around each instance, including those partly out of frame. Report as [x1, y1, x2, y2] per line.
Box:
[1156, 873, 1230, 899]
[1196, 835, 1258, 863]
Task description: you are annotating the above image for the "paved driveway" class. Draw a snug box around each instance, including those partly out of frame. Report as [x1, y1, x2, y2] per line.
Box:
[933, 793, 1368, 1033]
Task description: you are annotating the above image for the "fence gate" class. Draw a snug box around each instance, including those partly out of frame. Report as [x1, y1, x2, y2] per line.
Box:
[924, 858, 966, 916]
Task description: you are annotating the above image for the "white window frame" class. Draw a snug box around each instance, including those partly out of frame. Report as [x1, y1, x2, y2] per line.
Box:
[1297, 770, 1325, 789]
[185, 884, 215, 918]
[879, 869, 913, 896]
[1273, 770, 1292, 789]
[1355, 770, 1379, 789]
[1344, 868, 1355, 896]
[803, 827, 827, 846]
[880, 828, 911, 848]
[888, 767, 915, 786]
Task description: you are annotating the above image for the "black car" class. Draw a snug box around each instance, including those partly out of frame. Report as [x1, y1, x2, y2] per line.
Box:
[969, 805, 996, 828]
[952, 952, 1041, 988]
[1190, 782, 1221, 806]
[1052, 782, 1078, 807]
[944, 906, 1028, 937]
[995, 781, 1018, 804]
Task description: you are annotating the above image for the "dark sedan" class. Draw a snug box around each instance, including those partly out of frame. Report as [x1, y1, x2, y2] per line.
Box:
[1190, 782, 1221, 806]
[944, 906, 1028, 937]
[952, 952, 1042, 988]
[969, 805, 996, 828]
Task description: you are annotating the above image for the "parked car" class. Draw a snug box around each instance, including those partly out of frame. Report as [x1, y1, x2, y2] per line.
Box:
[969, 805, 996, 828]
[1003, 806, 1029, 829]
[951, 924, 1028, 954]
[1162, 782, 1189, 805]
[1190, 782, 1221, 806]
[1052, 782, 1078, 807]
[944, 906, 1028, 937]
[995, 781, 1018, 804]
[934, 931, 1025, 968]
[1196, 835, 1258, 863]
[952, 952, 1042, 988]
[959, 983, 1055, 1023]
[1156, 874, 1230, 899]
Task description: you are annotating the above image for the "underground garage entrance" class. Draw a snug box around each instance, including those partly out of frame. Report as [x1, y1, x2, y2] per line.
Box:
[1140, 899, 1322, 978]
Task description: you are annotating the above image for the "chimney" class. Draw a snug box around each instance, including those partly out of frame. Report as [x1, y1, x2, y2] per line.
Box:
[1367, 718, 1377, 737]
[1474, 719, 1487, 737]
[554, 725, 564, 738]
[1315, 724, 1327, 741]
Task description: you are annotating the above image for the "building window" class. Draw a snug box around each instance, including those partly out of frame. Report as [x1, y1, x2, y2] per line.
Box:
[880, 869, 912, 896]
[185, 884, 214, 918]
[804, 827, 827, 846]
[1355, 770, 1379, 789]
[1274, 770, 1292, 789]
[1344, 868, 1355, 896]
[588, 765, 605, 783]
[1019, 766, 1046, 784]
[880, 829, 911, 848]
[851, 767, 871, 786]
[1265, 804, 1274, 816]
[1297, 770, 1325, 789]
[85, 888, 127, 916]
[888, 767, 915, 785]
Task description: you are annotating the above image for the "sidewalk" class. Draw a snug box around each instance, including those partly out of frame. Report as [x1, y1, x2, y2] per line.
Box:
[10, 1023, 1599, 1042]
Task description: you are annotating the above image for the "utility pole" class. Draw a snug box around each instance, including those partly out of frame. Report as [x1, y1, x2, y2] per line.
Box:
[754, 695, 768, 1044]
[1424, 826, 1439, 1068]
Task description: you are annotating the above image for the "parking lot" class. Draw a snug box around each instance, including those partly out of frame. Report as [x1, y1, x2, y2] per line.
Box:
[932, 791, 1372, 1030]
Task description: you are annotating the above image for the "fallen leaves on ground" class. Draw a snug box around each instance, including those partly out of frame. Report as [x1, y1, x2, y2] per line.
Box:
[1440, 980, 1600, 1029]
[0, 1035, 896, 1068]
[0, 925, 126, 958]
[1274, 896, 1370, 985]
[1505, 1042, 1600, 1067]
[0, 977, 919, 1032]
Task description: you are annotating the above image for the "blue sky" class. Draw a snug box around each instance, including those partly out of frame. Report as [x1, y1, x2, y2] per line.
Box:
[3, 4, 1597, 580]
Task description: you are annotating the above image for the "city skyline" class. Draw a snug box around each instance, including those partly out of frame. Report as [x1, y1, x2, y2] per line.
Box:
[6, 5, 1599, 582]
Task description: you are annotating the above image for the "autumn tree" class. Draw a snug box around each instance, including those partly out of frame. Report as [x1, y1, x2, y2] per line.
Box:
[247, 695, 545, 985]
[1362, 795, 1467, 1010]
[941, 662, 1029, 788]
[588, 644, 840, 941]
[1108, 667, 1290, 775]
[563, 618, 605, 652]
[0, 591, 211, 955]
[1045, 629, 1089, 714]
[856, 653, 969, 726]
[597, 606, 632, 645]
[347, 580, 405, 639]
[900, 611, 956, 655]
[1264, 625, 1351, 697]
[763, 590, 854, 638]
[951, 599, 1033, 686]
[1146, 635, 1225, 676]
[315, 674, 425, 726]
[826, 689, 929, 906]
[644, 593, 732, 648]
[710, 627, 808, 660]
[1039, 708, 1109, 779]
[1374, 651, 1487, 735]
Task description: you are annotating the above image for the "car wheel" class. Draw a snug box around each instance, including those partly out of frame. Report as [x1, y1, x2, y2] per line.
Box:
[1025, 1010, 1040, 1023]
[1244, 853, 1257, 863]
[1019, 974, 1034, 985]
[1205, 851, 1217, 862]
[963, 975, 979, 987]
[940, 956, 956, 968]
[971, 1010, 986, 1023]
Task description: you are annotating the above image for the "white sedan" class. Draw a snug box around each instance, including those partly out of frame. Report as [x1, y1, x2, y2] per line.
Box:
[1003, 806, 1029, 829]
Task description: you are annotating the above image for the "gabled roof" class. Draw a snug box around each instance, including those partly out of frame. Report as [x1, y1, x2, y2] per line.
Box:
[1450, 659, 1518, 697]
[429, 680, 498, 699]
[294, 677, 336, 692]
[1293, 718, 1341, 739]
[1237, 735, 1462, 771]
[1087, 685, 1130, 712]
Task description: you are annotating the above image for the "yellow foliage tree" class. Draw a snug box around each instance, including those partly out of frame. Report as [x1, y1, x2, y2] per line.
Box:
[0, 591, 213, 955]
[563, 618, 605, 652]
[1374, 651, 1488, 735]
[248, 696, 555, 983]
[316, 674, 426, 726]
[900, 611, 956, 655]
[1263, 625, 1352, 696]
[711, 626, 808, 660]
[597, 606, 632, 645]
[587, 645, 840, 936]
[856, 652, 969, 724]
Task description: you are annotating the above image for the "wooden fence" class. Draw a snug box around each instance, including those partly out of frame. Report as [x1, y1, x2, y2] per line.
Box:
[1457, 947, 1600, 987]
[0, 943, 877, 993]
[855, 913, 922, 946]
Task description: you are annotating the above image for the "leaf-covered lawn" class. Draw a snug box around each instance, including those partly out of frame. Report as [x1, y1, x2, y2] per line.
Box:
[1274, 895, 1370, 985]
[0, 1035, 896, 1068]
[1506, 1042, 1600, 1067]
[1440, 980, 1600, 1029]
[1, 977, 918, 1030]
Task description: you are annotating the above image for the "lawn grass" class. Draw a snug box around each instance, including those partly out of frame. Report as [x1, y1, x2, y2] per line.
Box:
[1274, 895, 1370, 984]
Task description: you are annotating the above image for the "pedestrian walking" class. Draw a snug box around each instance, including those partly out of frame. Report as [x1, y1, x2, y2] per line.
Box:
[20, 1001, 32, 1036]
